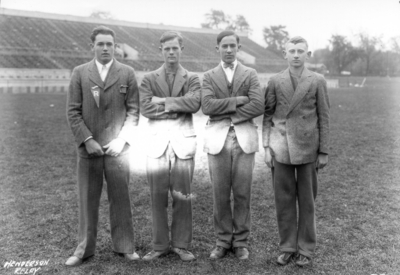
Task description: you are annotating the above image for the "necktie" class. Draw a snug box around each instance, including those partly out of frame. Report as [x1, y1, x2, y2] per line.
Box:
[223, 63, 234, 70]
[100, 65, 107, 81]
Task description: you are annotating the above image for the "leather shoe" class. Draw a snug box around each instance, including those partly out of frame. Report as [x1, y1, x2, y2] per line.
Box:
[124, 252, 140, 261]
[171, 247, 195, 261]
[295, 254, 312, 267]
[65, 256, 82, 266]
[142, 249, 169, 261]
[234, 247, 249, 260]
[276, 252, 293, 265]
[209, 246, 227, 260]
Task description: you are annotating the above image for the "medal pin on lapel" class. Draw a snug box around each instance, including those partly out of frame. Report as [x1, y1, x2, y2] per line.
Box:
[91, 86, 100, 108]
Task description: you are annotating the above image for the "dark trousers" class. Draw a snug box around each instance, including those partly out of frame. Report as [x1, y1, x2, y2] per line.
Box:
[146, 146, 194, 251]
[271, 160, 317, 258]
[208, 129, 255, 249]
[73, 154, 135, 259]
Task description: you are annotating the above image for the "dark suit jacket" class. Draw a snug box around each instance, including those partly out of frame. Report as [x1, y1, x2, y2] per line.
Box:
[139, 64, 201, 159]
[67, 59, 140, 158]
[262, 68, 330, 164]
[202, 62, 264, 155]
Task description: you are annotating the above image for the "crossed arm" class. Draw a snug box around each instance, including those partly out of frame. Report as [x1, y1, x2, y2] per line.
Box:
[149, 74, 202, 114]
[201, 70, 264, 123]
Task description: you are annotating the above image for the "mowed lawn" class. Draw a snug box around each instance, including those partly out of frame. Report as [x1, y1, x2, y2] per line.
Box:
[1, 77, 400, 275]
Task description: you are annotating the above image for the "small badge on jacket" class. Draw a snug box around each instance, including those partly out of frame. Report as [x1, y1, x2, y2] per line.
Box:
[91, 86, 100, 108]
[120, 85, 128, 100]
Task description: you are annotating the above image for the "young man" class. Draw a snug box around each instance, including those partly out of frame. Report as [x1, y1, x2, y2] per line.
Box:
[139, 31, 201, 262]
[262, 36, 330, 267]
[66, 26, 140, 266]
[202, 30, 264, 260]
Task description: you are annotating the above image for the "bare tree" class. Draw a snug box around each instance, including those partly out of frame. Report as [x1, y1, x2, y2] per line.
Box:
[358, 33, 383, 75]
[201, 10, 251, 33]
[202, 9, 228, 29]
[262, 25, 289, 56]
[329, 35, 360, 74]
[390, 36, 400, 53]
[231, 15, 252, 33]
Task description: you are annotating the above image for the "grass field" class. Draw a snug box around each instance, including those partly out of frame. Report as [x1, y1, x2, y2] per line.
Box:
[1, 77, 400, 275]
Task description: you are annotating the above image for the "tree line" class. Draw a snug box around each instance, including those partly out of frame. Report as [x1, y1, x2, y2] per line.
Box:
[201, 10, 400, 76]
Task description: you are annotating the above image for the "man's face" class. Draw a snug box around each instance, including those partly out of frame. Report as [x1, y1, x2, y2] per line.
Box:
[216, 35, 241, 64]
[283, 42, 311, 68]
[160, 38, 183, 65]
[91, 34, 115, 65]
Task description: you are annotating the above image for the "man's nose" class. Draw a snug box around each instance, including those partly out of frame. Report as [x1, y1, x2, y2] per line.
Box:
[227, 46, 232, 53]
[169, 49, 174, 54]
[103, 45, 108, 51]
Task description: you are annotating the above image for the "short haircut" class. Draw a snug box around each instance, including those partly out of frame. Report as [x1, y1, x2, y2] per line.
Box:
[286, 36, 309, 49]
[90, 26, 115, 43]
[217, 30, 240, 45]
[160, 31, 183, 46]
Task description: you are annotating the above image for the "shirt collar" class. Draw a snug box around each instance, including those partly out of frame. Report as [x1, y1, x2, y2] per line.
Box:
[220, 59, 238, 71]
[95, 59, 113, 73]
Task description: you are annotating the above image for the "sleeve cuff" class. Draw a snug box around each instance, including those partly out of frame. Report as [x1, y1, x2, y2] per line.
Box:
[84, 136, 93, 143]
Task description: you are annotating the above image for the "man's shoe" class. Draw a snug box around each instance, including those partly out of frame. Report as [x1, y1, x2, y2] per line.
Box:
[142, 250, 169, 261]
[234, 247, 249, 260]
[295, 254, 312, 267]
[65, 256, 82, 266]
[209, 246, 227, 260]
[171, 247, 195, 262]
[124, 252, 140, 261]
[276, 252, 293, 265]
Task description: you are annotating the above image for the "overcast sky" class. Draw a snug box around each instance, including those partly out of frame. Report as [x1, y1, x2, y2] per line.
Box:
[1, 0, 399, 52]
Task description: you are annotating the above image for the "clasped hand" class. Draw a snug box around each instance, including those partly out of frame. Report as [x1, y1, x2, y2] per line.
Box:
[85, 138, 126, 157]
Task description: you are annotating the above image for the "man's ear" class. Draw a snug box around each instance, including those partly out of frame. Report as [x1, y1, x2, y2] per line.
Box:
[237, 44, 241, 51]
[181, 46, 184, 51]
[114, 43, 118, 49]
[90, 43, 94, 52]
[215, 45, 220, 53]
[307, 51, 312, 59]
[282, 50, 287, 59]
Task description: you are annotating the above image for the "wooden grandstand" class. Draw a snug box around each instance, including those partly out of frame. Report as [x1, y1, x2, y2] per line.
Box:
[0, 8, 286, 73]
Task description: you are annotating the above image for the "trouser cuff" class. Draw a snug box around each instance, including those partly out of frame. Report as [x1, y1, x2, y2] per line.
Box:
[171, 241, 191, 250]
[216, 240, 231, 249]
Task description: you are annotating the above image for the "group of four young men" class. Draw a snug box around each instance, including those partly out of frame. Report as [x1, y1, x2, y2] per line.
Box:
[66, 25, 329, 268]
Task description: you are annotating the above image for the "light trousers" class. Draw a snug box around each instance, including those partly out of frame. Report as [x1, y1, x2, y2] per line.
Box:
[146, 145, 194, 251]
[208, 129, 255, 249]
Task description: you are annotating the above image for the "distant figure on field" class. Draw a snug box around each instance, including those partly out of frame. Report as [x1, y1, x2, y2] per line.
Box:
[66, 26, 140, 266]
[262, 36, 330, 267]
[202, 30, 264, 261]
[139, 31, 201, 262]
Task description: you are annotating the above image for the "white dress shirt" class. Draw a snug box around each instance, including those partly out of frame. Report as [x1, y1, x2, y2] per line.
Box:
[220, 59, 238, 83]
[95, 59, 113, 82]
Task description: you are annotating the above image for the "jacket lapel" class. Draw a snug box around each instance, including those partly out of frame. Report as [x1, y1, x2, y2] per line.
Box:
[287, 68, 315, 114]
[232, 62, 247, 96]
[104, 59, 120, 92]
[155, 65, 169, 97]
[88, 59, 104, 89]
[171, 65, 187, 97]
[211, 65, 230, 98]
[280, 68, 294, 103]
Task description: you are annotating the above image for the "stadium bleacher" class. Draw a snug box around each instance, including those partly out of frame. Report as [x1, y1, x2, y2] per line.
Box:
[0, 8, 286, 73]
